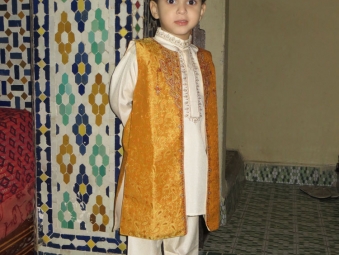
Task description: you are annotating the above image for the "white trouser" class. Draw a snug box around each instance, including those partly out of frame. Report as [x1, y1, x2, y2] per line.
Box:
[127, 216, 199, 255]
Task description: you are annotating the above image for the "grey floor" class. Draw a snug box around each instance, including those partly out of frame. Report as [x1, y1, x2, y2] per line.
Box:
[200, 181, 339, 255]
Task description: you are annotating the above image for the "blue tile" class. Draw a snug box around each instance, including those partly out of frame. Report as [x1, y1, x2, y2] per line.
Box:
[10, 52, 22, 59]
[0, 37, 8, 44]
[8, 20, 21, 27]
[0, 17, 4, 31]
[0, 5, 7, 11]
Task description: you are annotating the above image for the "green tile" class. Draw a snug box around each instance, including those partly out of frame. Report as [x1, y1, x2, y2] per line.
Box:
[92, 144, 99, 156]
[99, 145, 106, 156]
[95, 52, 102, 65]
[92, 165, 98, 176]
[96, 134, 102, 145]
[63, 191, 70, 202]
[98, 41, 105, 54]
[88, 31, 95, 43]
[58, 211, 64, 221]
[98, 18, 105, 31]
[102, 155, 109, 167]
[96, 175, 103, 186]
[91, 20, 99, 31]
[99, 165, 106, 177]
[95, 9, 102, 20]
[91, 42, 98, 54]
[102, 30, 108, 42]
[69, 94, 75, 105]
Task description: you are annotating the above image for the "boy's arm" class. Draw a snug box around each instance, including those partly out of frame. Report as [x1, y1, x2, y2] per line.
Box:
[109, 41, 138, 126]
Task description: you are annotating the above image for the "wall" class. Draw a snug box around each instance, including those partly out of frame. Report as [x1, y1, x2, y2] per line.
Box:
[0, 0, 32, 109]
[200, 0, 228, 197]
[226, 0, 339, 166]
[33, 0, 143, 254]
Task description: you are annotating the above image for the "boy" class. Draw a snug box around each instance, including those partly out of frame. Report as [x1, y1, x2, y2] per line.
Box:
[109, 0, 219, 254]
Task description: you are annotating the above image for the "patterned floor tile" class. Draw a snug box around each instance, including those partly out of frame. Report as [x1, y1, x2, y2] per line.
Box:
[203, 181, 339, 255]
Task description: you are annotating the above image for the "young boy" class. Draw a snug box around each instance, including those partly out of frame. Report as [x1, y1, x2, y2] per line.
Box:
[109, 0, 220, 254]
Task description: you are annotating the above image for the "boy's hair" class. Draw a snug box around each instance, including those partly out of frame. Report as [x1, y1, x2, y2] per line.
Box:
[151, 0, 207, 3]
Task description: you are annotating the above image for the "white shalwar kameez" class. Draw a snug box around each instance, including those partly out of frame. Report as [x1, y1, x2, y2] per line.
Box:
[110, 28, 208, 255]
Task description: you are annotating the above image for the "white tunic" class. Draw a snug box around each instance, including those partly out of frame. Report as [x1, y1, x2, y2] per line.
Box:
[110, 28, 208, 215]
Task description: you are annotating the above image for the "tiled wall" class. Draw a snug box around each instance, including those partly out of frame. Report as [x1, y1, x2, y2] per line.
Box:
[33, 0, 144, 254]
[245, 162, 337, 186]
[0, 0, 32, 109]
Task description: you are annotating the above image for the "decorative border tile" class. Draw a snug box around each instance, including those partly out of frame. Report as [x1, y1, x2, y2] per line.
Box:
[245, 162, 336, 186]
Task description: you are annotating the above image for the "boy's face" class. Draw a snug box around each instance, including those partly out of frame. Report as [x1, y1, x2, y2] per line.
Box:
[150, 0, 206, 40]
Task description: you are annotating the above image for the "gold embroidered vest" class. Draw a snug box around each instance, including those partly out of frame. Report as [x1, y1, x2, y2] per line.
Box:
[117, 38, 220, 240]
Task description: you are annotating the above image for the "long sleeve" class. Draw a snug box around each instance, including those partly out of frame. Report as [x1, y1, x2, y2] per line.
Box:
[109, 41, 138, 126]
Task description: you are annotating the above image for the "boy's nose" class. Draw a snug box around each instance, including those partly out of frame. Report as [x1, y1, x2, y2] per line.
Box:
[176, 3, 187, 14]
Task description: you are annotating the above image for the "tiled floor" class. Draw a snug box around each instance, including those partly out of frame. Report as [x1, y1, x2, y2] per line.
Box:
[200, 181, 339, 255]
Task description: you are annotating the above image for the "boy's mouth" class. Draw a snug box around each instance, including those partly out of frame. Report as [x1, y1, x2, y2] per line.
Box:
[174, 20, 188, 26]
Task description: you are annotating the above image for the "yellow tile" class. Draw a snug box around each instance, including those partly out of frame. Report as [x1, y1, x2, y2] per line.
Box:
[79, 183, 87, 195]
[63, 135, 70, 145]
[95, 116, 102, 126]
[39, 93, 47, 102]
[64, 173, 70, 184]
[87, 239, 95, 249]
[78, 0, 85, 12]
[39, 124, 48, 134]
[118, 147, 124, 156]
[41, 204, 49, 212]
[40, 173, 48, 182]
[103, 214, 109, 225]
[96, 195, 102, 205]
[42, 235, 50, 244]
[38, 60, 46, 68]
[61, 12, 68, 23]
[118, 242, 127, 251]
[89, 93, 95, 105]
[78, 62, 85, 75]
[93, 204, 99, 215]
[119, 28, 128, 37]
[38, 27, 45, 35]
[70, 154, 77, 165]
[79, 123, 86, 136]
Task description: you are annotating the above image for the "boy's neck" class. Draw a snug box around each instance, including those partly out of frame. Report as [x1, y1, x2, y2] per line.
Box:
[155, 28, 192, 49]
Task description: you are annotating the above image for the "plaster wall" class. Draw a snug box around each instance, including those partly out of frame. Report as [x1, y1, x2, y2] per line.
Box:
[200, 0, 228, 196]
[226, 0, 339, 166]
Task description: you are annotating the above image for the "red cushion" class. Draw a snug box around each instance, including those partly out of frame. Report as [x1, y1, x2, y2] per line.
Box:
[0, 108, 34, 202]
[0, 108, 35, 239]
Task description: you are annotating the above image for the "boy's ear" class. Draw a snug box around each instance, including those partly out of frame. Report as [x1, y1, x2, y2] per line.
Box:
[150, 1, 160, 19]
[200, 3, 206, 20]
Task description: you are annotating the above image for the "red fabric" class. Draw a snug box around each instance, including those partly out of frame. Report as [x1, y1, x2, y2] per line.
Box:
[0, 108, 35, 239]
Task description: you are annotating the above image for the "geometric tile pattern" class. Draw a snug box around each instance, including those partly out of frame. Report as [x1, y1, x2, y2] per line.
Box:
[245, 162, 337, 186]
[202, 181, 339, 255]
[0, 0, 32, 109]
[131, 0, 144, 39]
[33, 0, 52, 254]
[34, 0, 142, 254]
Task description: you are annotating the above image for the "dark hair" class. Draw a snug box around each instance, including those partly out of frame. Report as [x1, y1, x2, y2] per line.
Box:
[151, 0, 207, 3]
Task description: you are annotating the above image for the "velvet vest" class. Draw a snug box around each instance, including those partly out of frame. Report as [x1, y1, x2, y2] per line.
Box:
[117, 38, 220, 240]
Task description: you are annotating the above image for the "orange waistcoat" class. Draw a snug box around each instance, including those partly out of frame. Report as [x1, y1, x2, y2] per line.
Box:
[117, 38, 219, 240]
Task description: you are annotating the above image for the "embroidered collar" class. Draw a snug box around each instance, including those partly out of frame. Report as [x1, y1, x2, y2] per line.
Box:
[155, 28, 191, 50]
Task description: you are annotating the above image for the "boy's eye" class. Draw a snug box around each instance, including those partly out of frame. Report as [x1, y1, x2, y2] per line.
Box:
[167, 0, 176, 4]
[187, 0, 197, 5]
